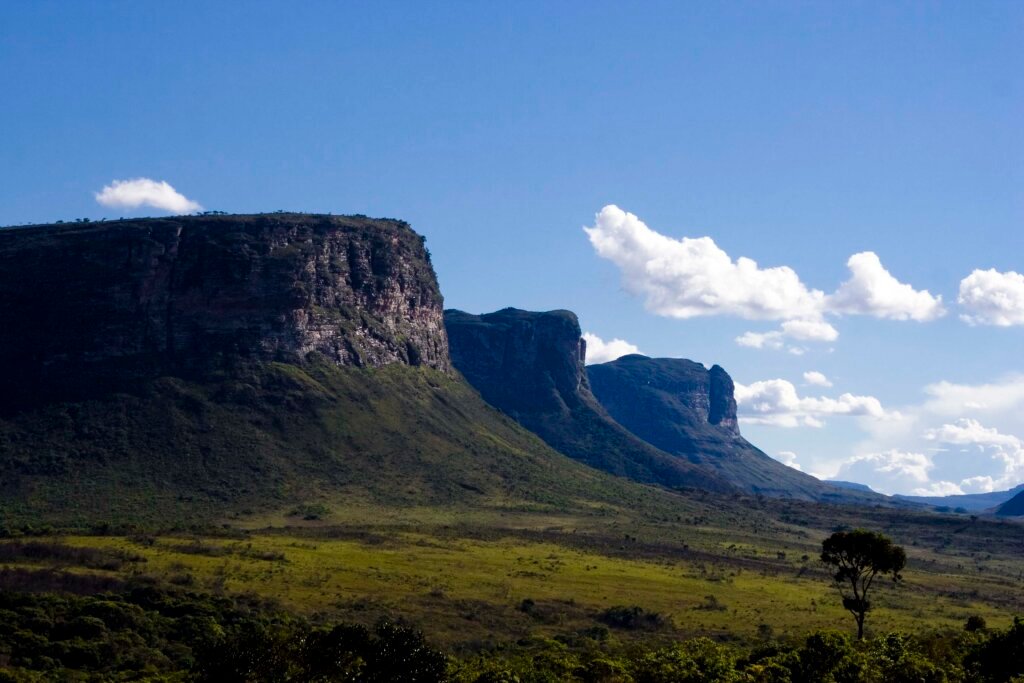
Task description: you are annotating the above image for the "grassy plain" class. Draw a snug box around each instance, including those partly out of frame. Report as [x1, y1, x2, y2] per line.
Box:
[3, 498, 1021, 651]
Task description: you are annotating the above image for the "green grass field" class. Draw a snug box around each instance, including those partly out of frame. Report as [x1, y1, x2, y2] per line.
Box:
[4, 498, 1021, 652]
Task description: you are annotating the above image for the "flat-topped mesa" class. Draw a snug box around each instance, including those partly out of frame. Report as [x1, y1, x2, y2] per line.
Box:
[587, 354, 861, 501]
[444, 307, 733, 493]
[0, 213, 451, 408]
[444, 308, 589, 416]
[588, 355, 742, 440]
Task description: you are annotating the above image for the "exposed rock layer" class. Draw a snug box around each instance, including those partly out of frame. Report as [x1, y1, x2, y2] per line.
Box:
[0, 214, 450, 409]
[444, 308, 732, 492]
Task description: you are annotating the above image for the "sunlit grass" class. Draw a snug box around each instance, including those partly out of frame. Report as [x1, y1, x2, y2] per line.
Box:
[11, 527, 1007, 648]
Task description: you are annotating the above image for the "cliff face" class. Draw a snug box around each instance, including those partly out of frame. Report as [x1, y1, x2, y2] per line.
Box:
[444, 308, 732, 492]
[0, 214, 450, 409]
[587, 356, 742, 445]
[444, 308, 587, 416]
[587, 355, 857, 500]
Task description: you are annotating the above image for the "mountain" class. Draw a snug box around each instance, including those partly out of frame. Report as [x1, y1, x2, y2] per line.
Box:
[444, 308, 732, 493]
[0, 215, 692, 527]
[896, 484, 1024, 512]
[587, 355, 861, 501]
[995, 489, 1024, 516]
[0, 213, 450, 412]
[828, 481, 876, 494]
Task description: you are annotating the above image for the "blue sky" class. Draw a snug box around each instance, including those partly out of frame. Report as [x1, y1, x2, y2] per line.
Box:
[2, 1, 1022, 494]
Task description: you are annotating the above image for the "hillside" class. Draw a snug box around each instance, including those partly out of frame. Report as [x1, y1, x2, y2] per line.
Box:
[587, 355, 864, 501]
[444, 308, 732, 493]
[996, 488, 1024, 516]
[1, 360, 694, 526]
[0, 215, 703, 527]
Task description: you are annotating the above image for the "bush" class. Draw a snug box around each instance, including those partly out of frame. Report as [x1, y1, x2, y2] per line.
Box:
[598, 606, 668, 631]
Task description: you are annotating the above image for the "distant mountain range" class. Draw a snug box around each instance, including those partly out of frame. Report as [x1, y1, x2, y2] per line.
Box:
[895, 484, 1024, 512]
[829, 480, 1024, 513]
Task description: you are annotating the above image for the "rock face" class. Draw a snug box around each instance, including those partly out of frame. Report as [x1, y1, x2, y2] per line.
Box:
[0, 214, 450, 410]
[587, 355, 853, 500]
[444, 308, 733, 492]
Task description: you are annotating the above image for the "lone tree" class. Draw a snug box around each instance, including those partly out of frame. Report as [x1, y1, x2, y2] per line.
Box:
[820, 529, 906, 639]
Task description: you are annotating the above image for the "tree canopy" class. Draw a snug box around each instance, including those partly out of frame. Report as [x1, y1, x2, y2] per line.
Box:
[821, 529, 907, 639]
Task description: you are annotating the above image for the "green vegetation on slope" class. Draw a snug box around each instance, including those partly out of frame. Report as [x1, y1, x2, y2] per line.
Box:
[0, 360, 712, 528]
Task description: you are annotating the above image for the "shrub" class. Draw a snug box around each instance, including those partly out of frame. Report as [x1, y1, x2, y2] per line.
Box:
[598, 606, 668, 631]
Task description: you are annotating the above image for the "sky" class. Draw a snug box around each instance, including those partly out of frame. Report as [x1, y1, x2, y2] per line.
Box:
[2, 1, 1022, 495]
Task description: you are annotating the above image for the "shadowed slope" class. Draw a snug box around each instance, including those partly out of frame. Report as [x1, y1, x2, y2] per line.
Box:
[444, 308, 732, 493]
[0, 360, 706, 527]
[587, 355, 864, 501]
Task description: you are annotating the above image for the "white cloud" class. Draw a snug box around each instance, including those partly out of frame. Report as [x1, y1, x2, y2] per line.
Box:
[845, 376, 1024, 495]
[734, 378, 894, 428]
[828, 252, 945, 321]
[584, 207, 944, 354]
[95, 178, 202, 213]
[735, 330, 784, 350]
[920, 375, 1024, 417]
[773, 451, 803, 471]
[959, 476, 998, 494]
[582, 332, 641, 365]
[803, 371, 832, 387]
[834, 450, 933, 494]
[735, 319, 838, 354]
[958, 268, 1024, 326]
[584, 205, 825, 321]
[911, 481, 964, 497]
[782, 319, 839, 341]
[924, 418, 1021, 449]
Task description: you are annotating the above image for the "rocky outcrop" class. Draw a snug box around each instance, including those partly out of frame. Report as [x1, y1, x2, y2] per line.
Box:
[444, 308, 733, 492]
[587, 355, 859, 500]
[0, 213, 450, 410]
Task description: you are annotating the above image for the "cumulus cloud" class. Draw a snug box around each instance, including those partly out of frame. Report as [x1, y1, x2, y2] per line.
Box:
[842, 377, 1024, 495]
[95, 178, 202, 213]
[735, 330, 785, 350]
[803, 371, 832, 387]
[959, 476, 998, 494]
[773, 451, 803, 471]
[834, 450, 933, 494]
[735, 320, 838, 354]
[911, 481, 965, 496]
[924, 418, 1021, 449]
[919, 417, 1024, 494]
[584, 207, 945, 352]
[782, 319, 839, 341]
[582, 332, 641, 365]
[920, 375, 1024, 417]
[828, 252, 945, 321]
[584, 205, 825, 321]
[958, 268, 1024, 326]
[734, 378, 894, 428]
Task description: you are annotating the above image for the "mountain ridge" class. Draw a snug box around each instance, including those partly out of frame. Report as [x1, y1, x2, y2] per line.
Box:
[587, 354, 864, 501]
[444, 308, 734, 493]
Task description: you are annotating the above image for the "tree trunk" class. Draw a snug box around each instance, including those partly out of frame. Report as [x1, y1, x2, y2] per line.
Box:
[856, 613, 865, 640]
